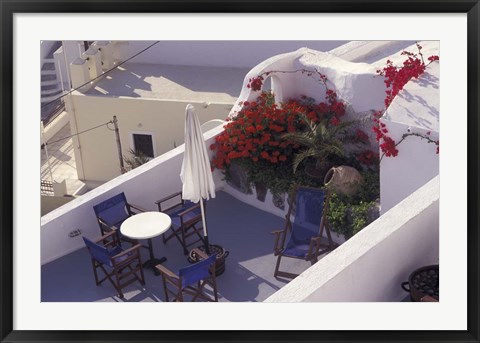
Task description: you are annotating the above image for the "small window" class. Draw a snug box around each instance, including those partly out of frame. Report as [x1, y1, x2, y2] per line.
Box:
[132, 133, 154, 158]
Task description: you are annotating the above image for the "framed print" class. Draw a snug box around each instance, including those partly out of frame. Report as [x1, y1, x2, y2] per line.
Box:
[1, 1, 479, 342]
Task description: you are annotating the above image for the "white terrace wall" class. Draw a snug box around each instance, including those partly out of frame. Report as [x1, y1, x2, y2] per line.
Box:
[265, 175, 439, 302]
[40, 126, 225, 265]
[66, 93, 233, 183]
[122, 41, 347, 69]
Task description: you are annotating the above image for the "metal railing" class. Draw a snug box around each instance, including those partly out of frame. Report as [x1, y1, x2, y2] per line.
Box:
[41, 180, 54, 196]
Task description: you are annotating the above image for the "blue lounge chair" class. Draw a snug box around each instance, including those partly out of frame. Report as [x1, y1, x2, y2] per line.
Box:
[272, 186, 337, 279]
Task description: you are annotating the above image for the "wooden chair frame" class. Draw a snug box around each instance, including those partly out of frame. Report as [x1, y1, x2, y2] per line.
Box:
[155, 249, 218, 302]
[86, 231, 146, 299]
[155, 191, 205, 254]
[271, 185, 338, 279]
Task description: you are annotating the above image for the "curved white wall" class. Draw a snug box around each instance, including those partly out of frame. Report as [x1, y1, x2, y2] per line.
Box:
[228, 47, 386, 118]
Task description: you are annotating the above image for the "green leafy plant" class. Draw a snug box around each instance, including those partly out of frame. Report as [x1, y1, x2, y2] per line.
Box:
[124, 148, 151, 171]
[327, 170, 380, 238]
[283, 115, 358, 176]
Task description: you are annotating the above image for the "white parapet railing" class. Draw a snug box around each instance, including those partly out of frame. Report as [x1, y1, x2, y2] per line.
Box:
[265, 175, 439, 302]
[40, 125, 225, 265]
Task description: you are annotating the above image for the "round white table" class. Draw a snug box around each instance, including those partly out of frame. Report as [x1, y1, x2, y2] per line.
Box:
[120, 212, 172, 274]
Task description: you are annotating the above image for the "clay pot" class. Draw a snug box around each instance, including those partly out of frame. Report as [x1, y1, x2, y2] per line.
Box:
[324, 165, 363, 197]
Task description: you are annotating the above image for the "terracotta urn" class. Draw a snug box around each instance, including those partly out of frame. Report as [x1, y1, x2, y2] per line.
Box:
[324, 165, 363, 197]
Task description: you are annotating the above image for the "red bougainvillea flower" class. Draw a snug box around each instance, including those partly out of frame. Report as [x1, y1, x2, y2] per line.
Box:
[357, 149, 379, 166]
[247, 76, 264, 91]
[330, 117, 340, 126]
[379, 136, 398, 157]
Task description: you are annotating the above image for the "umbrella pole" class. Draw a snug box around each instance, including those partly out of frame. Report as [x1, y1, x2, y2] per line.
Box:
[200, 200, 210, 255]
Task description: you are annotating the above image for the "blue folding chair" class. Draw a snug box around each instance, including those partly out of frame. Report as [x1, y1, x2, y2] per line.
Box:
[82, 231, 145, 298]
[155, 191, 205, 255]
[155, 249, 218, 302]
[272, 186, 337, 279]
[93, 192, 144, 244]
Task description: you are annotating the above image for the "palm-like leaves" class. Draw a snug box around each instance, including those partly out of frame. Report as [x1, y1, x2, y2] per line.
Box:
[124, 148, 151, 170]
[283, 114, 354, 173]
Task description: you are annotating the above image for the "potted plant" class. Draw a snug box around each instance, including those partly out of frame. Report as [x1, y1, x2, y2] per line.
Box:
[282, 115, 357, 180]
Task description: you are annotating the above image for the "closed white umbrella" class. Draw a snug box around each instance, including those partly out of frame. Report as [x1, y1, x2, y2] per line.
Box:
[180, 104, 216, 254]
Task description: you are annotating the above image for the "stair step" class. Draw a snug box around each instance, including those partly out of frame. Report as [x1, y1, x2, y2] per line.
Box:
[41, 93, 64, 103]
[41, 88, 62, 96]
[41, 62, 55, 71]
[41, 83, 60, 91]
[47, 41, 62, 58]
[41, 74, 57, 82]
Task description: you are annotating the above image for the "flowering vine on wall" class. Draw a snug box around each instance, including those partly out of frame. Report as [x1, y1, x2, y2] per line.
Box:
[373, 43, 440, 158]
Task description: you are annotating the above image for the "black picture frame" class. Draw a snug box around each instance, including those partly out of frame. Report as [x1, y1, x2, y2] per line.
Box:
[1, 1, 479, 342]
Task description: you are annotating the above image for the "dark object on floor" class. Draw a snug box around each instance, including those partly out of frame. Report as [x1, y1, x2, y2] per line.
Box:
[156, 248, 218, 302]
[401, 264, 439, 302]
[188, 244, 229, 276]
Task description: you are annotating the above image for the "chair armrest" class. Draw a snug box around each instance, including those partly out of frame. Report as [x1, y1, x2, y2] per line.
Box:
[97, 217, 114, 229]
[271, 229, 286, 255]
[307, 236, 321, 258]
[155, 264, 179, 279]
[177, 202, 201, 218]
[117, 243, 142, 256]
[111, 244, 142, 267]
[95, 230, 117, 243]
[128, 203, 147, 213]
[155, 192, 183, 212]
[95, 231, 119, 248]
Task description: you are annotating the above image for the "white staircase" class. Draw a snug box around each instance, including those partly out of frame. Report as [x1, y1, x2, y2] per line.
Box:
[41, 41, 65, 124]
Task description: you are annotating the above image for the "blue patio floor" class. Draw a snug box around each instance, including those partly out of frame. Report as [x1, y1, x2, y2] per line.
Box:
[41, 191, 318, 302]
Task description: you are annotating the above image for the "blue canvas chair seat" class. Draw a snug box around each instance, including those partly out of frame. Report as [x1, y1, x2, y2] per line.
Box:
[272, 186, 337, 279]
[156, 249, 218, 302]
[83, 231, 145, 298]
[93, 192, 145, 245]
[156, 191, 205, 255]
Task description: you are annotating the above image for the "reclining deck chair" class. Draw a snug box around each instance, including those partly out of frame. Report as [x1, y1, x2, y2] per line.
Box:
[155, 191, 205, 255]
[156, 248, 218, 302]
[272, 186, 337, 279]
[83, 231, 145, 299]
[93, 192, 144, 245]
